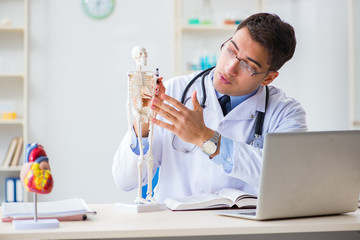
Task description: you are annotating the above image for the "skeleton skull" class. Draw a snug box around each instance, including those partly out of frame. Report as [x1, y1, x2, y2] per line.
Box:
[132, 46, 148, 67]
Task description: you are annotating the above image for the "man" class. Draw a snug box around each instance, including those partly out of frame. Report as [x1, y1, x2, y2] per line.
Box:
[113, 13, 307, 203]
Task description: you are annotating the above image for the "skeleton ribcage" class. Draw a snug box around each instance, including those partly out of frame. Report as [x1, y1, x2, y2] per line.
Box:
[129, 71, 156, 112]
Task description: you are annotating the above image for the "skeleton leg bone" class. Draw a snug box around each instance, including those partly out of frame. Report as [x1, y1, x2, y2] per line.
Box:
[135, 119, 148, 204]
[145, 117, 157, 203]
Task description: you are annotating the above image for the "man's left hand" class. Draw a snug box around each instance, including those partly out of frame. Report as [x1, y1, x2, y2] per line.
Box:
[150, 90, 214, 147]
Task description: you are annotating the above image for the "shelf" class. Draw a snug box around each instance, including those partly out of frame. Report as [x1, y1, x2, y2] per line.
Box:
[0, 74, 24, 79]
[174, 0, 265, 74]
[181, 25, 238, 31]
[0, 0, 28, 204]
[0, 119, 24, 125]
[0, 27, 24, 33]
[0, 166, 22, 172]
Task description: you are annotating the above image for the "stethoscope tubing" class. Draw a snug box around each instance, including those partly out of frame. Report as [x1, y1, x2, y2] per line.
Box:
[180, 66, 215, 107]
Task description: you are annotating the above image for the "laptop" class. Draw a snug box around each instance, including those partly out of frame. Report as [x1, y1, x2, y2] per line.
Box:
[219, 130, 360, 220]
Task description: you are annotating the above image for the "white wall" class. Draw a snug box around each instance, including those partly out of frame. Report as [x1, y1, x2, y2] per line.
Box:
[29, 0, 174, 203]
[28, 0, 352, 203]
[267, 0, 350, 131]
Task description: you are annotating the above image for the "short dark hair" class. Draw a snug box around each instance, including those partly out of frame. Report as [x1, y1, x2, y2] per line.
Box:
[236, 13, 296, 71]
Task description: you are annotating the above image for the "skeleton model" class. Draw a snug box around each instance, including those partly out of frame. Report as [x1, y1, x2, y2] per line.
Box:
[127, 46, 158, 204]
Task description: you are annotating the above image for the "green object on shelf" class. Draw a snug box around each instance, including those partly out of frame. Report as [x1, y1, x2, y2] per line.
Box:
[202, 20, 212, 25]
[188, 18, 200, 24]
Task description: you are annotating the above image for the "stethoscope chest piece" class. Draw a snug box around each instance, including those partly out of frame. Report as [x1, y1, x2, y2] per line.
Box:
[251, 135, 264, 149]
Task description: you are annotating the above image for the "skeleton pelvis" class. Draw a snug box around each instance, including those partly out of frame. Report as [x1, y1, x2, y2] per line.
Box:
[133, 106, 153, 124]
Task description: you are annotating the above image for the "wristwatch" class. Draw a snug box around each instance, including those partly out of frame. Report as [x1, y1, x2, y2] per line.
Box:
[201, 131, 220, 156]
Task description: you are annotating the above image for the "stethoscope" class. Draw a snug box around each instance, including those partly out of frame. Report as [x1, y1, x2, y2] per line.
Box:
[172, 66, 269, 153]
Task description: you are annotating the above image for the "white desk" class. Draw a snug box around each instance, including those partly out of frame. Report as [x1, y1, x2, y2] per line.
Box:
[1, 204, 360, 240]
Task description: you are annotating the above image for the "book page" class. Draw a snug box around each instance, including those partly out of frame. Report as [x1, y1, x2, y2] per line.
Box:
[164, 193, 233, 210]
[219, 188, 257, 202]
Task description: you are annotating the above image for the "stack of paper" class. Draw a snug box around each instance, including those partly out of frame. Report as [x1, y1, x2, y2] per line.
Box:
[1, 198, 96, 222]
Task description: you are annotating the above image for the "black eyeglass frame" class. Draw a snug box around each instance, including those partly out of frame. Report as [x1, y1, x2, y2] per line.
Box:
[220, 37, 271, 77]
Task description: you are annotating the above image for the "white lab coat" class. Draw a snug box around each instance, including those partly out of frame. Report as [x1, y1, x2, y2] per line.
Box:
[113, 70, 307, 203]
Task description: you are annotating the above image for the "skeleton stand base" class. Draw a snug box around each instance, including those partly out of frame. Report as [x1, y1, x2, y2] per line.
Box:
[13, 193, 59, 230]
[114, 202, 167, 213]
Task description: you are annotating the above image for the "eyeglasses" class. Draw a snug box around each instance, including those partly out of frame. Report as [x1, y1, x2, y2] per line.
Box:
[220, 38, 270, 77]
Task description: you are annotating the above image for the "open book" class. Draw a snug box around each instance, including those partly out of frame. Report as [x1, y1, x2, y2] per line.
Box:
[1, 198, 96, 222]
[164, 188, 257, 211]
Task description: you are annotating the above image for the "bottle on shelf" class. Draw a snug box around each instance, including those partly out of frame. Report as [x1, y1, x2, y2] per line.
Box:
[187, 51, 217, 71]
[201, 0, 213, 25]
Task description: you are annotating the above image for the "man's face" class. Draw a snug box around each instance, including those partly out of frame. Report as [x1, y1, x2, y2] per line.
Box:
[213, 27, 278, 96]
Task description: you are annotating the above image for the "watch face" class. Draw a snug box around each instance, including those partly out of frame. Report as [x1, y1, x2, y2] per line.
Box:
[203, 141, 217, 155]
[82, 0, 115, 19]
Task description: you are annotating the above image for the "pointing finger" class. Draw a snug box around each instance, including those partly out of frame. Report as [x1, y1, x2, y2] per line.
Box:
[191, 91, 202, 112]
